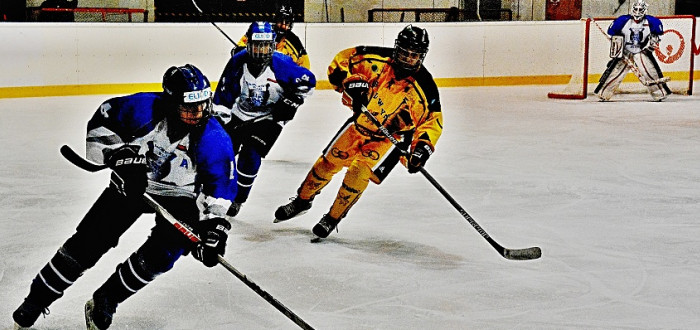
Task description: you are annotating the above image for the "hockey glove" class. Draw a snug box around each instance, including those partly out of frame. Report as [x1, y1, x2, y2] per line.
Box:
[643, 34, 660, 52]
[106, 145, 147, 197]
[342, 74, 370, 113]
[271, 94, 303, 121]
[193, 217, 231, 268]
[407, 141, 433, 174]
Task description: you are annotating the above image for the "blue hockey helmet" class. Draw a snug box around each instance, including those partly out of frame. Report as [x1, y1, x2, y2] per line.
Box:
[246, 21, 277, 65]
[162, 64, 212, 126]
[393, 25, 429, 73]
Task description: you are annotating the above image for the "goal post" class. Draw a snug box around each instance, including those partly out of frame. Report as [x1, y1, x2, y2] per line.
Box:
[548, 15, 696, 99]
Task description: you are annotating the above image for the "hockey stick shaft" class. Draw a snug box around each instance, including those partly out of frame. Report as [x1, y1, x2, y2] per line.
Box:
[358, 106, 541, 260]
[60, 145, 316, 329]
[229, 114, 273, 131]
[143, 194, 316, 330]
[190, 0, 236, 45]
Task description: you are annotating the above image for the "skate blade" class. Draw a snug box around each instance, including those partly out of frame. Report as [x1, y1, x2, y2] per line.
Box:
[273, 210, 308, 223]
[310, 236, 323, 243]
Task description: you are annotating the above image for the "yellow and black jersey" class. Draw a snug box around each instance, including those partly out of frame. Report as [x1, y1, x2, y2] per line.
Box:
[327, 46, 443, 151]
[237, 31, 310, 69]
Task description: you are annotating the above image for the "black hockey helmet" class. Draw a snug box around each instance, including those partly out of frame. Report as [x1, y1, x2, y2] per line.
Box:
[162, 64, 212, 127]
[393, 25, 429, 73]
[274, 5, 294, 37]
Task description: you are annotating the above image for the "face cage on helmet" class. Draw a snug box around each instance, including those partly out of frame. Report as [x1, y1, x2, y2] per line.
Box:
[177, 99, 211, 126]
[393, 43, 427, 72]
[247, 40, 276, 63]
[631, 4, 646, 20]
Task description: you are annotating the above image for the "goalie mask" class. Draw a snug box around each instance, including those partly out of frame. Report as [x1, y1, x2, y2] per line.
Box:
[162, 64, 212, 127]
[393, 25, 429, 74]
[630, 0, 648, 21]
[246, 21, 277, 66]
[274, 5, 294, 38]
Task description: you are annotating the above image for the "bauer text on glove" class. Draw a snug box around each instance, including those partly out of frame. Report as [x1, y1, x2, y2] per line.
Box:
[193, 217, 231, 267]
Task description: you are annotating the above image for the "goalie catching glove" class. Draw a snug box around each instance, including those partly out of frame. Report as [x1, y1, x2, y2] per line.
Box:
[407, 141, 433, 174]
[193, 217, 231, 267]
[271, 94, 304, 121]
[342, 74, 370, 113]
[106, 145, 147, 197]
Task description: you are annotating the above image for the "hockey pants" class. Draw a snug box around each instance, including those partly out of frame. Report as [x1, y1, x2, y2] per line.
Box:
[20, 187, 151, 310]
[227, 118, 283, 204]
[297, 123, 394, 220]
[20, 186, 197, 312]
[594, 51, 670, 101]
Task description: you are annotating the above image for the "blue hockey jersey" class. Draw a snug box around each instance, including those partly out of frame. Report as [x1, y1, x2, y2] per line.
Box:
[85, 92, 237, 219]
[212, 50, 316, 124]
[608, 15, 664, 54]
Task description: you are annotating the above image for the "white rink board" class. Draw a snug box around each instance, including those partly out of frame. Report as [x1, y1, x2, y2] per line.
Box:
[0, 21, 697, 90]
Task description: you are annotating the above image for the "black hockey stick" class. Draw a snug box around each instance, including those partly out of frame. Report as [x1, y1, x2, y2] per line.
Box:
[190, 0, 236, 45]
[60, 145, 108, 172]
[229, 113, 274, 131]
[60, 145, 316, 330]
[359, 106, 542, 261]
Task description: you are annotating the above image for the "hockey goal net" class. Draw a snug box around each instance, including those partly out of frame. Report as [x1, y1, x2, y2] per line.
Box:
[548, 15, 696, 99]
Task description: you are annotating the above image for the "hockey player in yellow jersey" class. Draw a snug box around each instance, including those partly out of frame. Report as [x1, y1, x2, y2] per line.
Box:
[233, 5, 310, 69]
[274, 25, 443, 239]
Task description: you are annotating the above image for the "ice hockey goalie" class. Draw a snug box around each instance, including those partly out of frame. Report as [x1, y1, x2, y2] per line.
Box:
[594, 0, 671, 101]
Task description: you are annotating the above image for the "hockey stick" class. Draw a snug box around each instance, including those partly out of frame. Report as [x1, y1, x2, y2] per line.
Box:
[190, 0, 236, 45]
[60, 145, 108, 172]
[229, 114, 274, 131]
[60, 145, 316, 330]
[589, 16, 670, 87]
[359, 106, 541, 261]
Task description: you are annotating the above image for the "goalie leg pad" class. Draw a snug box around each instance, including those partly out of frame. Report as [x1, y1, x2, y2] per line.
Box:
[594, 59, 628, 101]
[632, 52, 670, 101]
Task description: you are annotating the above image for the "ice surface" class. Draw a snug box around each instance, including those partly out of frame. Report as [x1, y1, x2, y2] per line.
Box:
[2, 86, 700, 329]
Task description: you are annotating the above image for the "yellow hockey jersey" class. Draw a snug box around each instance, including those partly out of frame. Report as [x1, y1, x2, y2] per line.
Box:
[237, 31, 310, 69]
[327, 46, 443, 151]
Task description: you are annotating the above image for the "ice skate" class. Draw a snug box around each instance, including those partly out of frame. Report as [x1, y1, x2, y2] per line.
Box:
[12, 299, 49, 329]
[274, 196, 312, 223]
[311, 214, 340, 239]
[85, 294, 117, 330]
[227, 202, 243, 217]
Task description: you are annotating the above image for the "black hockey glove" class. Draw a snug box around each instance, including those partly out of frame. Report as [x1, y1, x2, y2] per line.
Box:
[193, 217, 231, 268]
[342, 74, 369, 113]
[407, 141, 433, 174]
[106, 145, 147, 197]
[271, 94, 303, 121]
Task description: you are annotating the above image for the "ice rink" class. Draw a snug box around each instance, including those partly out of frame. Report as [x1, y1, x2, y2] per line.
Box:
[1, 86, 700, 329]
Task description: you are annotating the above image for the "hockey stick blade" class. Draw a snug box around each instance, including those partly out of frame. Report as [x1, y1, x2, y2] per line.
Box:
[503, 246, 542, 260]
[60, 145, 108, 172]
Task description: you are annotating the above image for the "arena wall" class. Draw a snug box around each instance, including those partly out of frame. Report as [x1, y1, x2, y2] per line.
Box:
[0, 21, 697, 98]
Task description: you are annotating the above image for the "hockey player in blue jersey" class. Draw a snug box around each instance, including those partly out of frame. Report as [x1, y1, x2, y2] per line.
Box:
[594, 0, 670, 101]
[12, 64, 237, 329]
[213, 21, 316, 217]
